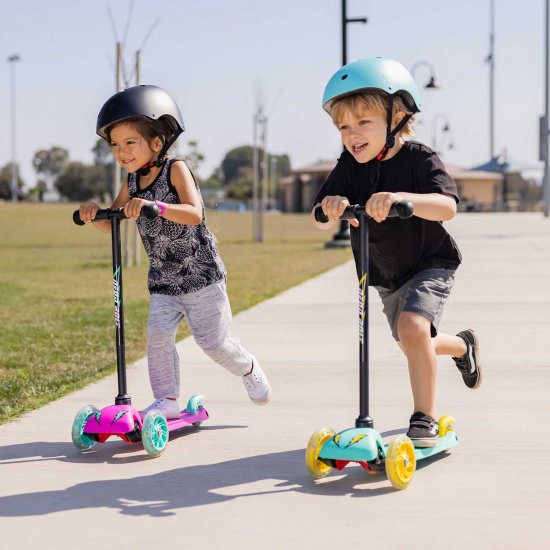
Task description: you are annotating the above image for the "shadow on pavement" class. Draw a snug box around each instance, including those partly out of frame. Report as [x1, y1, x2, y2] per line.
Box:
[0, 447, 415, 517]
[0, 424, 247, 465]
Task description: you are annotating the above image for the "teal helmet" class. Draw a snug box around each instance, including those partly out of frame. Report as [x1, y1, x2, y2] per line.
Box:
[322, 57, 422, 161]
[322, 57, 422, 115]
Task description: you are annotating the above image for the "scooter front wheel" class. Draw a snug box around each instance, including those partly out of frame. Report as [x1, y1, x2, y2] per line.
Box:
[142, 410, 169, 457]
[385, 434, 416, 490]
[71, 405, 99, 451]
[305, 427, 335, 478]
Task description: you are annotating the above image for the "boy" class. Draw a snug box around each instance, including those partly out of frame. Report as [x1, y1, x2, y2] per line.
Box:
[313, 57, 481, 447]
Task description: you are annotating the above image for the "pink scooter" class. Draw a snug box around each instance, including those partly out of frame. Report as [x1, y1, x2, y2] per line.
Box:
[71, 206, 209, 457]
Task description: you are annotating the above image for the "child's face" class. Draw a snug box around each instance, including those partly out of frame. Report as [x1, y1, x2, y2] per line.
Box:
[110, 122, 162, 173]
[336, 107, 388, 164]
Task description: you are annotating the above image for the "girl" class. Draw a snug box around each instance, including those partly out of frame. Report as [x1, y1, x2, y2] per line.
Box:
[79, 85, 270, 418]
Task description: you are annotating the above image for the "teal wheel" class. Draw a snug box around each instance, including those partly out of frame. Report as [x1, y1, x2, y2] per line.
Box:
[71, 405, 99, 451]
[185, 393, 205, 427]
[142, 410, 169, 457]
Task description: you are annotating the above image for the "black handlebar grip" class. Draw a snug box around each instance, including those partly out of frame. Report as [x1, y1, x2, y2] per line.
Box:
[142, 203, 160, 219]
[314, 200, 414, 223]
[390, 200, 414, 219]
[314, 206, 329, 223]
[73, 210, 85, 226]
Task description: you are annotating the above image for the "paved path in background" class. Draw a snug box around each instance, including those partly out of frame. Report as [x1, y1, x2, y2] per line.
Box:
[1, 213, 549, 549]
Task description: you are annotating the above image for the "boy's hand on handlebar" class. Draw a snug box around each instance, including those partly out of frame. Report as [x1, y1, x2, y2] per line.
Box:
[366, 192, 404, 223]
[123, 198, 153, 220]
[79, 202, 100, 223]
[321, 195, 359, 227]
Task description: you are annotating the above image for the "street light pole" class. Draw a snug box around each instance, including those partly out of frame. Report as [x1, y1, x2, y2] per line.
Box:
[544, 0, 550, 217]
[487, 0, 496, 158]
[7, 54, 21, 202]
[326, 0, 367, 248]
[431, 113, 451, 152]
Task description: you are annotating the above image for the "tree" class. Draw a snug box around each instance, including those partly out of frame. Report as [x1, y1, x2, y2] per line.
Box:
[32, 147, 69, 191]
[220, 145, 254, 185]
[91, 138, 114, 201]
[217, 146, 291, 200]
[184, 140, 205, 175]
[55, 162, 104, 202]
[0, 162, 25, 200]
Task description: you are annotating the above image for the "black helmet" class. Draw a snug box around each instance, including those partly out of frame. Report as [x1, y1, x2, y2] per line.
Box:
[96, 85, 185, 157]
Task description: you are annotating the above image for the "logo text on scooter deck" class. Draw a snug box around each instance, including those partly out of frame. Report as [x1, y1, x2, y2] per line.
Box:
[359, 274, 367, 344]
[113, 266, 121, 328]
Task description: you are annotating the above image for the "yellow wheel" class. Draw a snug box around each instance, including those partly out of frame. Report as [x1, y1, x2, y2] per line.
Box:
[305, 427, 335, 478]
[438, 415, 456, 436]
[385, 434, 416, 490]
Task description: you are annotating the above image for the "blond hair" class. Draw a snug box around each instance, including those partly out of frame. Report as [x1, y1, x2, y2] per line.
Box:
[331, 91, 415, 138]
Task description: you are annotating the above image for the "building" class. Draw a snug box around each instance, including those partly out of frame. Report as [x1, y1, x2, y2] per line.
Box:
[279, 158, 505, 213]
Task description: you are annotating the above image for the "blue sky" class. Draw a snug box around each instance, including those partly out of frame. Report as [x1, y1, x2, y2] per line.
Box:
[0, 0, 545, 189]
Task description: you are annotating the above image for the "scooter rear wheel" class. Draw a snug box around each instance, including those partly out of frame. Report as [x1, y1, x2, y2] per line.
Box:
[305, 427, 335, 478]
[71, 405, 99, 451]
[385, 434, 416, 490]
[142, 410, 169, 457]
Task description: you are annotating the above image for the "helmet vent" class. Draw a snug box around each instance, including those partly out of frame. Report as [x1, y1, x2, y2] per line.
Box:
[341, 74, 348, 80]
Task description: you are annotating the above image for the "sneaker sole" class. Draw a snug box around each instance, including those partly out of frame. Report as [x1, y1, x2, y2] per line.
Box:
[409, 437, 438, 448]
[251, 387, 271, 405]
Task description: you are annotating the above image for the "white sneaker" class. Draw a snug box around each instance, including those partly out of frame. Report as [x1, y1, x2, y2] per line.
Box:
[139, 398, 181, 420]
[242, 359, 271, 405]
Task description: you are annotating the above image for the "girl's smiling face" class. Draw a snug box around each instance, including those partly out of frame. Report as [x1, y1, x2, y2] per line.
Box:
[110, 122, 162, 173]
[336, 107, 388, 164]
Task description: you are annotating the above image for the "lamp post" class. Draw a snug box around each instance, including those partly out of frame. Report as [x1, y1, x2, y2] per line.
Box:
[486, 0, 496, 158]
[543, 0, 550, 217]
[410, 60, 441, 89]
[7, 54, 21, 202]
[431, 113, 451, 152]
[326, 0, 367, 248]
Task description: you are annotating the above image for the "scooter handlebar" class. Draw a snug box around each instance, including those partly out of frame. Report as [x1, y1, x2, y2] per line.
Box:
[314, 200, 414, 223]
[73, 203, 160, 226]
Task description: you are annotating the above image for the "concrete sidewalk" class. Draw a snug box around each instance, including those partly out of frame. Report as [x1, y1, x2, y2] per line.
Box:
[1, 213, 549, 549]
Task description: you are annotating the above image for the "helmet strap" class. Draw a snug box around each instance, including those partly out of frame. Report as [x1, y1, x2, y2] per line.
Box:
[376, 95, 412, 161]
[136, 157, 166, 176]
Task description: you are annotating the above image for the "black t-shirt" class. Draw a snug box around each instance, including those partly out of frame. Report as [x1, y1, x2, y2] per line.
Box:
[314, 141, 462, 290]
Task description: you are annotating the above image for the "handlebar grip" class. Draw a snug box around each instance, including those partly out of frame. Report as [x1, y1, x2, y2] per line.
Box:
[142, 203, 160, 219]
[389, 201, 414, 219]
[73, 210, 86, 226]
[314, 206, 329, 223]
[314, 200, 414, 223]
[73, 204, 160, 226]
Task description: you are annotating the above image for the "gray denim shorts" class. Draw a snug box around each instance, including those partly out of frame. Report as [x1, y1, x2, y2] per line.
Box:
[375, 268, 456, 341]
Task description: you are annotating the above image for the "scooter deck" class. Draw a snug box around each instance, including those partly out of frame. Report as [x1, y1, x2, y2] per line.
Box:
[318, 426, 459, 465]
[167, 406, 209, 431]
[412, 430, 459, 460]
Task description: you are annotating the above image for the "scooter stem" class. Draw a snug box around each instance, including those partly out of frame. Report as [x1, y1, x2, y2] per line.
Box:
[111, 216, 131, 405]
[355, 212, 373, 428]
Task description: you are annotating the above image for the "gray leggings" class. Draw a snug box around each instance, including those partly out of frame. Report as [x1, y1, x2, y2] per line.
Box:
[147, 280, 253, 399]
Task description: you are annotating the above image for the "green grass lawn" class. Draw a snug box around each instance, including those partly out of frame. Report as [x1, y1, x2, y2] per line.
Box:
[0, 202, 349, 423]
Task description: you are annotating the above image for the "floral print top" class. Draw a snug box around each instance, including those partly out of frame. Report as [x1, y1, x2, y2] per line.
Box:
[128, 159, 226, 295]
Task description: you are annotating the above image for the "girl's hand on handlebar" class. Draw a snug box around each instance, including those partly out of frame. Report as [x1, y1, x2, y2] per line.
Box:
[79, 202, 100, 223]
[366, 192, 404, 223]
[321, 195, 359, 227]
[123, 198, 153, 220]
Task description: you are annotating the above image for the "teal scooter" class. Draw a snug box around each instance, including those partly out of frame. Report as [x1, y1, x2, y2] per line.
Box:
[306, 202, 459, 489]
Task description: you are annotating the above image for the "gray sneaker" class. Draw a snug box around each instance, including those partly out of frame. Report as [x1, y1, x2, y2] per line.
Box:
[453, 329, 482, 389]
[242, 359, 271, 405]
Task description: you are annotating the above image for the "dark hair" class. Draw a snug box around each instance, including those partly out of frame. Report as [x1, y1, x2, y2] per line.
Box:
[105, 116, 168, 148]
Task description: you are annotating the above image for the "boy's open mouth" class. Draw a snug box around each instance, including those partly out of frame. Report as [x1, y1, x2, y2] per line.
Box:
[352, 143, 368, 153]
